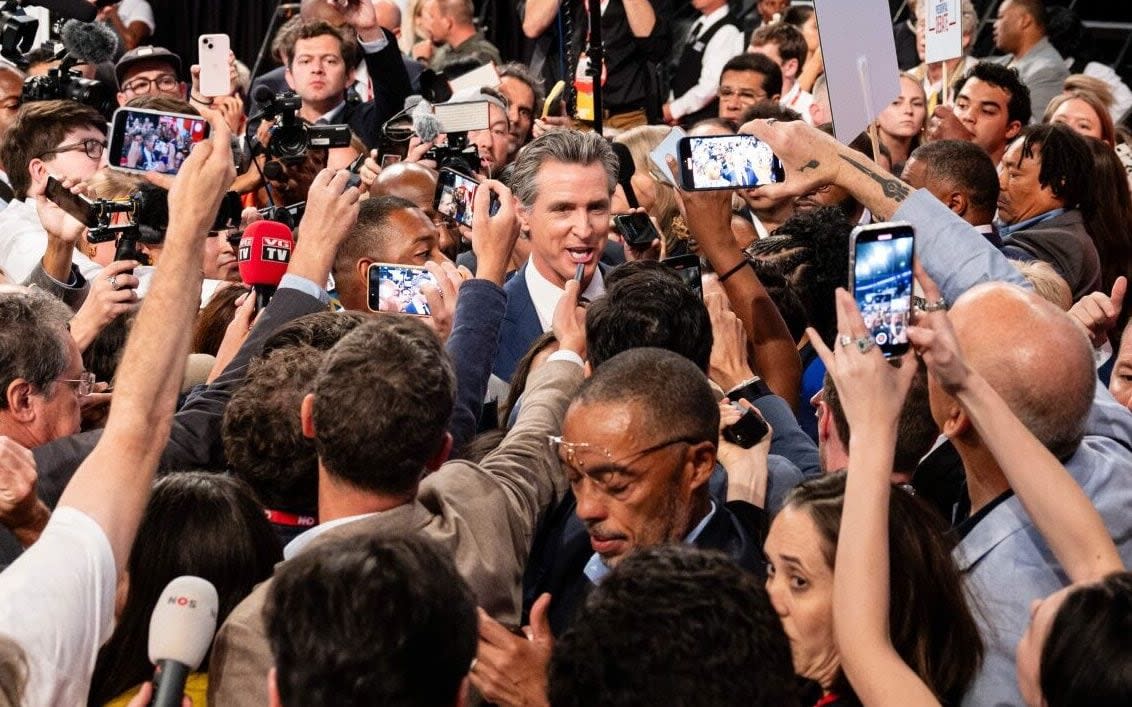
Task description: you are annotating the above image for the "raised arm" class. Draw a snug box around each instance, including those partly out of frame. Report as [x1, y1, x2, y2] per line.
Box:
[56, 114, 235, 571]
[521, 0, 563, 39]
[814, 290, 937, 707]
[909, 270, 1123, 583]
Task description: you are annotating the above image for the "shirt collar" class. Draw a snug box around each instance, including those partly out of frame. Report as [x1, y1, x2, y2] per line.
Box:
[524, 258, 605, 331]
[997, 208, 1066, 237]
[584, 500, 718, 584]
[316, 100, 348, 124]
[698, 4, 731, 28]
[282, 512, 378, 560]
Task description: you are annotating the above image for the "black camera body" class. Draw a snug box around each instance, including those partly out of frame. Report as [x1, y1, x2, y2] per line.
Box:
[425, 133, 479, 176]
[259, 90, 352, 160]
[22, 63, 115, 117]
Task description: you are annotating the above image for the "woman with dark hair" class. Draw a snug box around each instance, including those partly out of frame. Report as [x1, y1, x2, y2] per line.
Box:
[821, 272, 1127, 707]
[88, 473, 282, 705]
[1078, 137, 1132, 338]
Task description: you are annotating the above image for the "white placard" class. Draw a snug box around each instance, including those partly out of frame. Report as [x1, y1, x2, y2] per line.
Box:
[924, 0, 964, 64]
[813, 0, 902, 144]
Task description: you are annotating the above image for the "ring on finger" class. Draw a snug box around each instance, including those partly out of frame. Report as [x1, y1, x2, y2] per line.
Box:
[838, 333, 853, 348]
[855, 336, 875, 354]
[106, 275, 119, 289]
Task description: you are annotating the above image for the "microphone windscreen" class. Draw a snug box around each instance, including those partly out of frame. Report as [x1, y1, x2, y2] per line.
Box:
[403, 94, 424, 112]
[60, 18, 119, 65]
[252, 85, 276, 107]
[29, 0, 98, 23]
[147, 576, 218, 669]
[238, 219, 293, 287]
[412, 110, 441, 144]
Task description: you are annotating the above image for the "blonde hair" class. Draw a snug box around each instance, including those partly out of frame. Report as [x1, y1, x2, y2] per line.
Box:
[613, 125, 680, 237]
[1011, 260, 1072, 311]
[0, 635, 26, 707]
[1044, 88, 1116, 146]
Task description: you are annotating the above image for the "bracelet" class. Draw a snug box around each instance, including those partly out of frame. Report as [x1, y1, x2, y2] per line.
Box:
[190, 93, 214, 106]
[717, 258, 749, 283]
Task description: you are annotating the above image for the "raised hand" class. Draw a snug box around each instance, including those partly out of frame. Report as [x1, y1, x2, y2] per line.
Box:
[471, 179, 520, 285]
[470, 595, 553, 707]
[1069, 276, 1126, 348]
[905, 263, 971, 395]
[69, 260, 141, 351]
[552, 279, 587, 359]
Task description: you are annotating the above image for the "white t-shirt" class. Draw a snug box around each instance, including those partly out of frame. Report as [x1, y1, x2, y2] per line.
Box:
[115, 0, 155, 33]
[0, 506, 117, 706]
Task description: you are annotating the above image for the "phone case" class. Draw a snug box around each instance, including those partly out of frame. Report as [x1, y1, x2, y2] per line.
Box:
[198, 34, 231, 97]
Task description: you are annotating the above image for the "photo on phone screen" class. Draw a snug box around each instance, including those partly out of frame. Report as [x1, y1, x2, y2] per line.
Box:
[367, 263, 437, 316]
[108, 108, 210, 176]
[850, 222, 915, 357]
[435, 168, 479, 228]
[662, 254, 703, 299]
[678, 134, 784, 190]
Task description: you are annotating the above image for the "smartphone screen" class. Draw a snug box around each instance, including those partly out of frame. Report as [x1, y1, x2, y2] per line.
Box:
[850, 222, 915, 357]
[108, 108, 211, 176]
[662, 254, 703, 299]
[367, 263, 438, 316]
[677, 135, 784, 190]
[434, 168, 479, 228]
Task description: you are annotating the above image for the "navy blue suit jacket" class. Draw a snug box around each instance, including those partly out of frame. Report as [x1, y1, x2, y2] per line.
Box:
[493, 264, 543, 383]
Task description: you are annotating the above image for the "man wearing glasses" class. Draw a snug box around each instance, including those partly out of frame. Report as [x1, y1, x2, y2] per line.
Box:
[114, 45, 186, 105]
[717, 52, 782, 124]
[0, 100, 108, 285]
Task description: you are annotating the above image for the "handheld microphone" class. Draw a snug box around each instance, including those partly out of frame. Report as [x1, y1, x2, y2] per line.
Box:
[611, 142, 639, 209]
[238, 220, 293, 311]
[147, 576, 218, 707]
[59, 18, 119, 65]
[22, 0, 98, 23]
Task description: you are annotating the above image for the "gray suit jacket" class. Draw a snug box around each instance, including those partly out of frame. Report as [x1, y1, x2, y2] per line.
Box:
[1001, 208, 1101, 301]
[22, 263, 88, 311]
[207, 359, 583, 707]
[998, 37, 1069, 121]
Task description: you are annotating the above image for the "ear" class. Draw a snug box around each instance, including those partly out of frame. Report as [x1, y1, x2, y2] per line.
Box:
[26, 158, 50, 197]
[268, 667, 283, 707]
[284, 65, 296, 91]
[5, 379, 36, 423]
[515, 195, 531, 234]
[947, 190, 968, 218]
[425, 431, 453, 470]
[939, 399, 971, 440]
[770, 92, 781, 103]
[1004, 119, 1023, 141]
[116, 92, 129, 107]
[815, 400, 832, 444]
[300, 392, 317, 439]
[355, 258, 374, 291]
[782, 58, 799, 80]
[685, 441, 716, 492]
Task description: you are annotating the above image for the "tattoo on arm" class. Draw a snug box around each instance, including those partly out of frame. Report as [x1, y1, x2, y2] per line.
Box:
[840, 154, 911, 203]
[799, 160, 819, 172]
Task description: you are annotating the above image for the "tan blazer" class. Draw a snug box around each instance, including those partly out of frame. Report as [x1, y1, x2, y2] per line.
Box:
[207, 359, 582, 707]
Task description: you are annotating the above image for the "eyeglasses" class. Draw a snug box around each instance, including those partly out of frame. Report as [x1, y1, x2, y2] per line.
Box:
[39, 138, 106, 161]
[548, 434, 700, 471]
[718, 87, 767, 102]
[122, 73, 180, 95]
[55, 371, 96, 396]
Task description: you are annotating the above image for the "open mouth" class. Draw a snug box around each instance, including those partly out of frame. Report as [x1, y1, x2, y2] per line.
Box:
[566, 247, 595, 264]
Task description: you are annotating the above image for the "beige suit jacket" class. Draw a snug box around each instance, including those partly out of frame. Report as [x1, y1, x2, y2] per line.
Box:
[207, 359, 581, 706]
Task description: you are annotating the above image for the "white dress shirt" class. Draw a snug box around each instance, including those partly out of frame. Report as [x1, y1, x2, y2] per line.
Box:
[668, 6, 745, 120]
[524, 257, 605, 332]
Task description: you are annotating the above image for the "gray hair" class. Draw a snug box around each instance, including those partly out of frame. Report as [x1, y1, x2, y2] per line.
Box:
[498, 61, 546, 112]
[0, 289, 73, 409]
[511, 130, 619, 209]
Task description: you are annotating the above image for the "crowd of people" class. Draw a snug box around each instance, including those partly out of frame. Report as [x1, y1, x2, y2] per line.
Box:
[0, 0, 1130, 705]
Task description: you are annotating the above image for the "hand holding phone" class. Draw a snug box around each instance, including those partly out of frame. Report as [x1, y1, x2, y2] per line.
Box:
[677, 134, 784, 191]
[367, 263, 438, 316]
[198, 34, 231, 97]
[662, 254, 703, 299]
[108, 107, 211, 176]
[722, 402, 770, 448]
[849, 222, 915, 358]
[612, 212, 661, 248]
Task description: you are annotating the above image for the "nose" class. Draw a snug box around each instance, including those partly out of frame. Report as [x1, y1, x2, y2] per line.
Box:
[765, 575, 788, 617]
[574, 478, 608, 524]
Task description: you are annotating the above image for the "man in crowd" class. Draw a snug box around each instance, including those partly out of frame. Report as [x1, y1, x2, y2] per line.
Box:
[992, 0, 1068, 119]
[493, 130, 616, 382]
[996, 123, 1100, 301]
[717, 53, 782, 124]
[0, 64, 24, 204]
[901, 139, 1004, 246]
[498, 62, 543, 159]
[928, 61, 1030, 165]
[663, 0, 743, 127]
[115, 45, 187, 106]
[412, 0, 502, 70]
[748, 21, 812, 121]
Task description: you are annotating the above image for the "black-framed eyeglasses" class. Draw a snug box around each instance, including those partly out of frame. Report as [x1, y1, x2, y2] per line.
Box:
[39, 138, 106, 161]
[122, 73, 180, 95]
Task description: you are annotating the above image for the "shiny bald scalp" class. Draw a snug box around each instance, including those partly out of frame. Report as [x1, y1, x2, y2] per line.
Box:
[948, 282, 1094, 459]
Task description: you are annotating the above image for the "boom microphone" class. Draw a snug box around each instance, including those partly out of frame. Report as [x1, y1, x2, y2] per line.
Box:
[147, 576, 218, 707]
[238, 219, 293, 311]
[59, 18, 119, 65]
[23, 0, 98, 23]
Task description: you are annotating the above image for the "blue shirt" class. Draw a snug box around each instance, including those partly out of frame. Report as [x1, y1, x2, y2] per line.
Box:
[996, 207, 1065, 238]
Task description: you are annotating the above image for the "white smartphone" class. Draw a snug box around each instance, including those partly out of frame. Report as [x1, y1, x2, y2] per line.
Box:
[648, 126, 686, 186]
[198, 34, 231, 97]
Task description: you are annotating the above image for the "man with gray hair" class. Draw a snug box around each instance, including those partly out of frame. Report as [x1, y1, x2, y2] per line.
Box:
[493, 130, 618, 381]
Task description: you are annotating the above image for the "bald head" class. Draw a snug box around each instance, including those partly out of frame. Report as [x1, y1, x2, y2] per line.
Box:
[944, 282, 1094, 458]
[373, 0, 401, 32]
[300, 0, 346, 24]
[372, 162, 438, 210]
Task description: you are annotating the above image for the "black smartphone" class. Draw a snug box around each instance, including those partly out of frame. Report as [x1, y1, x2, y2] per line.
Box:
[676, 134, 785, 191]
[367, 262, 438, 316]
[108, 107, 211, 176]
[612, 212, 660, 248]
[44, 176, 97, 226]
[722, 402, 770, 448]
[849, 221, 915, 358]
[662, 253, 702, 299]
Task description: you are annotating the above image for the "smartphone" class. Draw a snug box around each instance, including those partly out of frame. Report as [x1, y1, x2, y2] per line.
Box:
[198, 34, 231, 97]
[849, 221, 915, 358]
[45, 176, 97, 226]
[662, 253, 702, 299]
[367, 263, 438, 316]
[722, 402, 770, 448]
[612, 212, 660, 248]
[648, 126, 686, 186]
[108, 107, 211, 176]
[434, 168, 479, 228]
[676, 134, 784, 191]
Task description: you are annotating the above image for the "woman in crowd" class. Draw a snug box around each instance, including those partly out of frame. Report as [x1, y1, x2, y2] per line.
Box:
[820, 272, 1130, 707]
[1044, 89, 1116, 147]
[875, 73, 927, 171]
[87, 473, 281, 706]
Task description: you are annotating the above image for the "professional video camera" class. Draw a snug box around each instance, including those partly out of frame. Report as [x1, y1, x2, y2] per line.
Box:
[15, 17, 117, 116]
[253, 87, 353, 160]
[418, 100, 491, 176]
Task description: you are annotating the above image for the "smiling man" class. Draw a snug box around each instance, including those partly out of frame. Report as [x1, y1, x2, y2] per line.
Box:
[492, 130, 617, 381]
